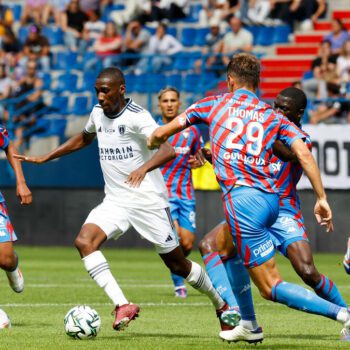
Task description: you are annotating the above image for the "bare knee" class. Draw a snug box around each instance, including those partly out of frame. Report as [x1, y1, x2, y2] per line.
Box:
[0, 253, 17, 271]
[199, 236, 216, 256]
[297, 263, 320, 287]
[74, 225, 106, 258]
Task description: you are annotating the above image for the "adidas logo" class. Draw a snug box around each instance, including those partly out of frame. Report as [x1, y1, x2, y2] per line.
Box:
[165, 235, 173, 242]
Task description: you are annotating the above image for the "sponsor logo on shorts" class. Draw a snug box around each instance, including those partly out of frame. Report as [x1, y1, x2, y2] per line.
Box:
[189, 211, 196, 228]
[0, 230, 7, 237]
[280, 217, 294, 226]
[287, 227, 297, 233]
[253, 239, 274, 258]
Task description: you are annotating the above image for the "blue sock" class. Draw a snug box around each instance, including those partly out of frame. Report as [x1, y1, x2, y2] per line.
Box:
[223, 255, 256, 321]
[272, 280, 341, 320]
[171, 273, 185, 288]
[202, 252, 238, 308]
[314, 274, 347, 307]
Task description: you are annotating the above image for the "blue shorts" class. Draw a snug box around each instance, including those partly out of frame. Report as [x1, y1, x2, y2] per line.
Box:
[169, 197, 196, 233]
[269, 215, 308, 257]
[223, 187, 279, 268]
[0, 202, 17, 243]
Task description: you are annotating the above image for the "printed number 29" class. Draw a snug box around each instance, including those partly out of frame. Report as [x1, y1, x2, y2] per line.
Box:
[226, 117, 264, 156]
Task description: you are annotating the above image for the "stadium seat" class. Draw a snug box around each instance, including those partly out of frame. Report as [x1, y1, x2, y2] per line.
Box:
[42, 26, 64, 46]
[125, 74, 137, 93]
[70, 96, 90, 116]
[18, 26, 29, 44]
[49, 95, 69, 115]
[302, 70, 314, 80]
[166, 74, 182, 90]
[7, 3, 22, 21]
[180, 28, 197, 47]
[149, 74, 167, 93]
[167, 27, 177, 37]
[183, 73, 201, 92]
[133, 74, 150, 93]
[245, 25, 260, 45]
[39, 72, 52, 90]
[255, 26, 274, 46]
[272, 25, 291, 44]
[52, 73, 78, 94]
[195, 28, 210, 46]
[173, 52, 197, 71]
[77, 71, 97, 92]
[182, 3, 203, 23]
[53, 52, 78, 70]
[101, 3, 125, 21]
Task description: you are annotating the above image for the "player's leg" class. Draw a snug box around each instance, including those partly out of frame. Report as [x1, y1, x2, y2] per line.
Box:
[75, 201, 139, 331]
[343, 237, 350, 274]
[0, 203, 23, 293]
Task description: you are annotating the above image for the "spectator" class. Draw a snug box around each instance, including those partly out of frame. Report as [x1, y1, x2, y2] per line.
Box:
[195, 17, 224, 73]
[21, 0, 48, 25]
[85, 21, 123, 70]
[19, 24, 50, 73]
[219, 16, 253, 66]
[0, 63, 12, 121]
[337, 39, 350, 84]
[247, 0, 271, 25]
[79, 0, 100, 16]
[268, 0, 292, 24]
[160, 0, 191, 21]
[302, 40, 337, 98]
[135, 22, 183, 74]
[309, 82, 350, 124]
[0, 0, 14, 36]
[0, 28, 21, 59]
[199, 0, 231, 28]
[221, 0, 240, 20]
[291, 0, 327, 31]
[324, 18, 350, 54]
[42, 0, 70, 26]
[11, 59, 45, 149]
[110, 0, 145, 29]
[80, 10, 106, 54]
[61, 0, 89, 52]
[123, 20, 151, 66]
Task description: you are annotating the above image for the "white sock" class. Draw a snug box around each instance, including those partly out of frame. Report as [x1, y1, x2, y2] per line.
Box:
[186, 261, 225, 309]
[83, 251, 128, 307]
[240, 319, 259, 330]
[336, 307, 350, 323]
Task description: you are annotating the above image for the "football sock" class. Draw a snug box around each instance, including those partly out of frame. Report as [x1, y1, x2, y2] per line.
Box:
[171, 273, 185, 289]
[314, 274, 347, 307]
[344, 238, 350, 274]
[271, 280, 341, 320]
[186, 260, 225, 309]
[83, 251, 128, 307]
[223, 255, 256, 323]
[202, 252, 238, 308]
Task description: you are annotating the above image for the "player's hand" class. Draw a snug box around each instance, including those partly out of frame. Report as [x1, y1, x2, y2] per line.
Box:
[188, 150, 207, 169]
[126, 167, 147, 188]
[13, 154, 49, 164]
[16, 182, 32, 205]
[147, 136, 160, 150]
[201, 148, 213, 163]
[314, 198, 334, 232]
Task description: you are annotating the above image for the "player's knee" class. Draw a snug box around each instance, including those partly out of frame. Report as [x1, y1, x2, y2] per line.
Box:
[258, 286, 273, 300]
[166, 259, 191, 277]
[0, 253, 16, 271]
[298, 263, 320, 287]
[198, 236, 216, 256]
[74, 235, 94, 255]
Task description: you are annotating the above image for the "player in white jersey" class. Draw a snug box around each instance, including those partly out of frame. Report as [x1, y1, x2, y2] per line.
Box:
[15, 67, 234, 332]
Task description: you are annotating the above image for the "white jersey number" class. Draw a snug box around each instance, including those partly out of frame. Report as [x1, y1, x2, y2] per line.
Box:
[226, 117, 264, 156]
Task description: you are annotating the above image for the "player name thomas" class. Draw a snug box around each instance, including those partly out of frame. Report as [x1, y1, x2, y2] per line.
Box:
[99, 146, 134, 160]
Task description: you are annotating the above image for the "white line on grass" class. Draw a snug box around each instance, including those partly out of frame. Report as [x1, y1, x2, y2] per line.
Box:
[26, 284, 174, 288]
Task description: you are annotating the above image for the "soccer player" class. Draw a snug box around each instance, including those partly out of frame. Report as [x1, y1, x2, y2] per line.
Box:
[148, 53, 350, 342]
[158, 87, 203, 298]
[0, 126, 32, 294]
[344, 238, 350, 274]
[198, 87, 347, 327]
[15, 67, 233, 331]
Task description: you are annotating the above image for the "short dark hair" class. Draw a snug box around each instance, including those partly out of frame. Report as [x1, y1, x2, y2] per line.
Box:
[158, 87, 180, 100]
[227, 53, 260, 89]
[279, 87, 307, 110]
[97, 67, 125, 85]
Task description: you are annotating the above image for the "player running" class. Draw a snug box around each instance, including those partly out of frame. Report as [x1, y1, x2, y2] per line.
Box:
[148, 53, 350, 342]
[15, 67, 234, 332]
[199, 87, 347, 319]
[158, 87, 203, 298]
[0, 126, 32, 295]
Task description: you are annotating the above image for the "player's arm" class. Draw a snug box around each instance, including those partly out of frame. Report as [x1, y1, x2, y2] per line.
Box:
[5, 141, 32, 205]
[188, 148, 212, 168]
[272, 140, 298, 162]
[126, 141, 175, 188]
[148, 113, 187, 150]
[14, 131, 96, 164]
[290, 138, 333, 232]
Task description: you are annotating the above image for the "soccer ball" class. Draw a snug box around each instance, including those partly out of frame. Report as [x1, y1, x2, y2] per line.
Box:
[0, 309, 11, 329]
[64, 305, 101, 339]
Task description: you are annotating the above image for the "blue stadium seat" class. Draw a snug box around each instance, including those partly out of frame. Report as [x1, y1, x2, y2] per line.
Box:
[166, 74, 182, 90]
[255, 26, 274, 46]
[182, 4, 203, 23]
[18, 26, 29, 44]
[180, 28, 196, 47]
[53, 52, 78, 70]
[149, 74, 167, 93]
[173, 53, 197, 71]
[125, 74, 137, 93]
[133, 74, 150, 93]
[167, 27, 177, 37]
[38, 72, 52, 90]
[145, 26, 156, 36]
[245, 25, 260, 45]
[49, 96, 69, 115]
[195, 28, 210, 46]
[42, 26, 64, 46]
[272, 25, 291, 44]
[183, 73, 201, 92]
[70, 96, 90, 116]
[53, 73, 78, 94]
[302, 70, 314, 80]
[7, 4, 22, 21]
[78, 71, 97, 92]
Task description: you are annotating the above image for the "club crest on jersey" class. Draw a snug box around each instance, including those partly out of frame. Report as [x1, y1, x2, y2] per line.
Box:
[118, 125, 126, 135]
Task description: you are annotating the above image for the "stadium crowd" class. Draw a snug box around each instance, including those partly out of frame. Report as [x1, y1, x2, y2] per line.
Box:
[0, 0, 349, 149]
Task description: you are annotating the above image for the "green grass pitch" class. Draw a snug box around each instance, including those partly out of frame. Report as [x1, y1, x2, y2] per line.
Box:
[0, 247, 349, 350]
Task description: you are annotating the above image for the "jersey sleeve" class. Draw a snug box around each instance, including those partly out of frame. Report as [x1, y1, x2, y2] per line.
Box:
[133, 111, 159, 138]
[0, 127, 9, 150]
[277, 115, 305, 148]
[84, 110, 96, 134]
[184, 97, 215, 126]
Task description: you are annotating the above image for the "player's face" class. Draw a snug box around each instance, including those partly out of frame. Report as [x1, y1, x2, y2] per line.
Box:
[274, 95, 302, 125]
[158, 91, 181, 119]
[95, 77, 125, 117]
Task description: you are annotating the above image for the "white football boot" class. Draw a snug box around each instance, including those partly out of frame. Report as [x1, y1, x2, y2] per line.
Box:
[219, 325, 263, 344]
[6, 266, 24, 293]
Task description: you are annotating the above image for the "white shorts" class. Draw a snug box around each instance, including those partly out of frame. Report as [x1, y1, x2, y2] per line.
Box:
[84, 199, 179, 254]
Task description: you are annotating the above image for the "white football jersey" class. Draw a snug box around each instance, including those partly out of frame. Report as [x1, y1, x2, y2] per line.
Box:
[84, 98, 169, 209]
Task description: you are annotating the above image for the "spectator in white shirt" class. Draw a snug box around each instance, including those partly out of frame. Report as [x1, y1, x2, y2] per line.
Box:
[337, 39, 350, 84]
[135, 22, 183, 74]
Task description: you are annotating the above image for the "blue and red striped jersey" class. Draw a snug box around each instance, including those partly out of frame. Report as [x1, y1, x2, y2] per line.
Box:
[183, 89, 305, 198]
[272, 128, 312, 222]
[0, 126, 9, 203]
[160, 120, 202, 200]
